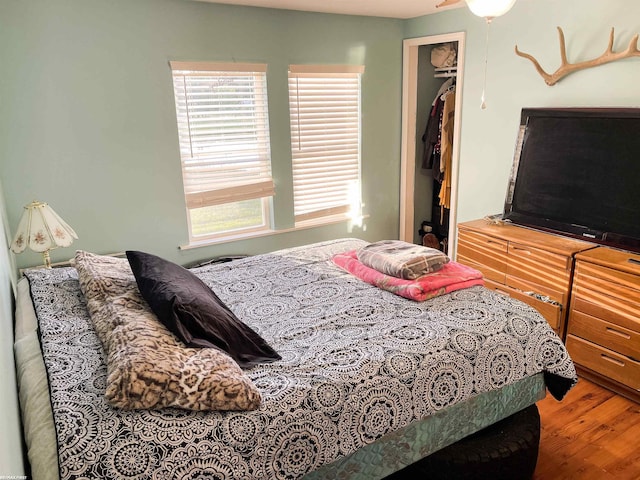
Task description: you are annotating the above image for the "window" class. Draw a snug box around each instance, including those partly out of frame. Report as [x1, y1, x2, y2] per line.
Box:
[288, 65, 364, 224]
[170, 62, 274, 241]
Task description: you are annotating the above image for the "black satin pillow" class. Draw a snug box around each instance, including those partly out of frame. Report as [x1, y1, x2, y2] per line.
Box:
[126, 250, 280, 368]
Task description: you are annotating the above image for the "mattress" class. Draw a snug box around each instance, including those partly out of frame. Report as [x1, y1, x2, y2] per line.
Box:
[15, 238, 576, 479]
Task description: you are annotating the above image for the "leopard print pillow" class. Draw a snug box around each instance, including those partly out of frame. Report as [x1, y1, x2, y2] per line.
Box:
[74, 250, 261, 411]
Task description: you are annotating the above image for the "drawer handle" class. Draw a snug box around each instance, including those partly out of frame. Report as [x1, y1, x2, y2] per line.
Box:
[511, 246, 531, 255]
[601, 354, 625, 367]
[606, 327, 631, 340]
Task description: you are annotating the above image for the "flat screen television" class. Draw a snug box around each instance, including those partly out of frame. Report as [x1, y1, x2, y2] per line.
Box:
[502, 107, 640, 253]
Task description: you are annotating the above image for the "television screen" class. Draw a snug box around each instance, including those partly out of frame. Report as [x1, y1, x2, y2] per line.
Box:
[503, 108, 640, 252]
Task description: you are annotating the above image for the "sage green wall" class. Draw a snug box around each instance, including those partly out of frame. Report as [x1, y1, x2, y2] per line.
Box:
[0, 0, 403, 269]
[6, 0, 636, 271]
[405, 0, 640, 230]
[0, 180, 22, 475]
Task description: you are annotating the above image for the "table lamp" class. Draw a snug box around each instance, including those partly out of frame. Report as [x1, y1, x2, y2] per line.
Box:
[10, 201, 78, 268]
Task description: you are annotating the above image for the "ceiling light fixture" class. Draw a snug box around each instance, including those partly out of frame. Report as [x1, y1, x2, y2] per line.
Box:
[465, 0, 516, 20]
[466, 0, 517, 109]
[436, 0, 517, 108]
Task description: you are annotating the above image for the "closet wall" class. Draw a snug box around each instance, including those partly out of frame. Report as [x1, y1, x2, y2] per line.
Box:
[413, 42, 458, 252]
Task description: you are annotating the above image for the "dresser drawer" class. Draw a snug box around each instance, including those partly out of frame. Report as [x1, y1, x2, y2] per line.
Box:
[566, 335, 640, 391]
[457, 230, 507, 284]
[574, 261, 640, 302]
[486, 279, 562, 331]
[505, 275, 566, 307]
[506, 242, 572, 297]
[572, 263, 640, 333]
[568, 310, 640, 360]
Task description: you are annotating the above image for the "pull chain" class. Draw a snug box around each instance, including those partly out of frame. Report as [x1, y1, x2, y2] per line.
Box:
[480, 18, 492, 110]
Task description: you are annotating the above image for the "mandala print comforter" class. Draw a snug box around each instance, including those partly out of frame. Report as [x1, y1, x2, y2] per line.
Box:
[25, 238, 577, 480]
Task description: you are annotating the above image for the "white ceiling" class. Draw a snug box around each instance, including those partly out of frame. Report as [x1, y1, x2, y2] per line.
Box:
[194, 0, 465, 19]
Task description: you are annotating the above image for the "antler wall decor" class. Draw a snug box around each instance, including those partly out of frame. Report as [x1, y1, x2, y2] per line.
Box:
[515, 27, 640, 86]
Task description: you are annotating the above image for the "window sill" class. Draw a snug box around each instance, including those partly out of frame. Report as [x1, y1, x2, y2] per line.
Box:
[179, 214, 366, 251]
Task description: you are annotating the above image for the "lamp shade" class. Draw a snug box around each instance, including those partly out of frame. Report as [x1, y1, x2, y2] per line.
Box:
[10, 201, 78, 256]
[465, 0, 516, 18]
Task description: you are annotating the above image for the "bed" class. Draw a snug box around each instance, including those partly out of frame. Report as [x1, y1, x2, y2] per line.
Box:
[14, 238, 577, 480]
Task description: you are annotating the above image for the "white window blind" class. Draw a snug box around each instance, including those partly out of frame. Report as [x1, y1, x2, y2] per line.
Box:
[170, 61, 274, 210]
[288, 65, 364, 223]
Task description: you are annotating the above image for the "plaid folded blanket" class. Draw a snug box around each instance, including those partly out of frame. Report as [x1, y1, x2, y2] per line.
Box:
[332, 250, 484, 302]
[356, 240, 449, 280]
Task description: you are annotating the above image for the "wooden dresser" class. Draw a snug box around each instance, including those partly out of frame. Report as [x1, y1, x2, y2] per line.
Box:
[565, 247, 640, 403]
[457, 219, 594, 338]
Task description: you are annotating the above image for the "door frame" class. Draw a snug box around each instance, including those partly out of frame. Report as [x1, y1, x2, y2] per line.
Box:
[399, 32, 465, 259]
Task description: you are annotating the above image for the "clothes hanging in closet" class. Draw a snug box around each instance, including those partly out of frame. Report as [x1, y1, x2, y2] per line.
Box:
[438, 87, 455, 212]
[421, 78, 456, 211]
[421, 77, 453, 179]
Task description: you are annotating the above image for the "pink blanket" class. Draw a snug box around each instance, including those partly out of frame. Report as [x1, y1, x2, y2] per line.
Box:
[332, 250, 484, 302]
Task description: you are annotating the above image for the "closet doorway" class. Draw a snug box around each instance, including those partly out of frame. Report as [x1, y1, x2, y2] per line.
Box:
[399, 32, 465, 259]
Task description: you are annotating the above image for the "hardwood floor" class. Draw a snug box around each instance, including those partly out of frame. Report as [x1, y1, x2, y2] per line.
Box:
[534, 378, 640, 479]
